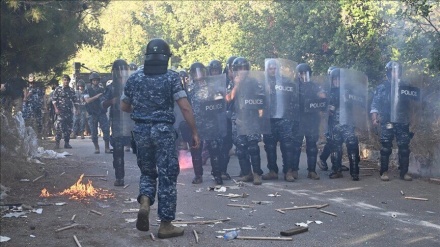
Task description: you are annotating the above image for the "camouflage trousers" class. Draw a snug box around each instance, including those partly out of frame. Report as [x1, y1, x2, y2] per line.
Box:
[87, 112, 110, 143]
[292, 121, 319, 172]
[232, 119, 263, 176]
[133, 122, 179, 221]
[23, 105, 43, 136]
[54, 113, 73, 143]
[73, 109, 87, 135]
[190, 139, 223, 177]
[263, 118, 295, 174]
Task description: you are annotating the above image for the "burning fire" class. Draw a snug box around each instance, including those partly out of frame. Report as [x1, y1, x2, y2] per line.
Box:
[40, 174, 113, 200]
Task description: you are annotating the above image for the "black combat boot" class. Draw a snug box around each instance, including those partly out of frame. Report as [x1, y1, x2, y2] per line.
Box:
[380, 155, 390, 181]
[348, 153, 360, 181]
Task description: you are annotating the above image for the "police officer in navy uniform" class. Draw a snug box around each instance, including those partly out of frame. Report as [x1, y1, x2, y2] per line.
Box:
[371, 61, 413, 181]
[292, 63, 325, 180]
[121, 38, 200, 238]
[52, 75, 78, 149]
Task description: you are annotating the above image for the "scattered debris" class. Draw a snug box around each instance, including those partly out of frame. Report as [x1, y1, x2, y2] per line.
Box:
[124, 198, 137, 203]
[90, 210, 102, 216]
[150, 233, 156, 241]
[391, 213, 397, 218]
[122, 209, 139, 213]
[236, 236, 292, 241]
[32, 208, 43, 214]
[55, 202, 67, 206]
[59, 172, 66, 176]
[400, 190, 405, 196]
[173, 218, 230, 225]
[123, 184, 130, 189]
[177, 182, 185, 186]
[193, 216, 204, 219]
[30, 235, 35, 238]
[71, 215, 76, 222]
[55, 223, 79, 232]
[213, 186, 226, 192]
[0, 236, 11, 242]
[2, 212, 27, 218]
[125, 218, 136, 223]
[252, 201, 273, 205]
[98, 178, 107, 181]
[276, 209, 285, 214]
[20, 179, 30, 182]
[280, 226, 308, 236]
[73, 235, 82, 247]
[295, 222, 308, 227]
[268, 192, 281, 197]
[240, 226, 257, 230]
[217, 193, 249, 198]
[276, 204, 328, 212]
[195, 188, 203, 193]
[315, 221, 323, 224]
[404, 197, 428, 201]
[429, 178, 440, 184]
[83, 175, 107, 178]
[32, 174, 45, 183]
[227, 204, 252, 208]
[193, 230, 199, 243]
[319, 210, 337, 217]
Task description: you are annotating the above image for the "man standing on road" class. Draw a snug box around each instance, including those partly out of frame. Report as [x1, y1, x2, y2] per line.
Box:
[52, 75, 78, 149]
[121, 38, 200, 239]
[84, 72, 111, 154]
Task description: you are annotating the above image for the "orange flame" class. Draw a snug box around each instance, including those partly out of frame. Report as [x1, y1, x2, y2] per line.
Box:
[39, 174, 113, 200]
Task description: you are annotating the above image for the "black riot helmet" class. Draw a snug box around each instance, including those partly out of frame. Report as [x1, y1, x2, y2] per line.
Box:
[128, 63, 138, 71]
[179, 70, 189, 87]
[89, 72, 100, 82]
[385, 61, 402, 81]
[112, 59, 129, 82]
[224, 56, 237, 74]
[232, 57, 250, 72]
[189, 62, 207, 82]
[144, 38, 172, 75]
[296, 63, 312, 83]
[208, 60, 222, 76]
[327, 66, 337, 75]
[330, 68, 340, 88]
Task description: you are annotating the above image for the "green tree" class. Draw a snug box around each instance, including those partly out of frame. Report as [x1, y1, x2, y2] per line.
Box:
[1, 0, 109, 81]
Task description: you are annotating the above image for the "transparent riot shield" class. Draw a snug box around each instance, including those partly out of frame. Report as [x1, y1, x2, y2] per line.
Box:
[112, 69, 134, 137]
[339, 69, 369, 130]
[186, 74, 227, 140]
[235, 71, 271, 136]
[390, 66, 420, 124]
[265, 58, 299, 120]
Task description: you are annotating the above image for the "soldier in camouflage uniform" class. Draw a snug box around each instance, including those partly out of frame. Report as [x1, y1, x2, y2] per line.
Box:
[84, 72, 111, 154]
[23, 73, 45, 137]
[371, 61, 413, 182]
[186, 62, 224, 185]
[121, 38, 200, 238]
[226, 57, 264, 185]
[320, 68, 361, 181]
[52, 75, 78, 149]
[72, 80, 87, 139]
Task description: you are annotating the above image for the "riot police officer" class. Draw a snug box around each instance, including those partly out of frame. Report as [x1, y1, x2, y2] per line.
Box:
[323, 68, 362, 181]
[371, 61, 413, 181]
[262, 59, 297, 182]
[292, 63, 325, 180]
[186, 62, 224, 185]
[84, 72, 111, 154]
[219, 56, 237, 179]
[102, 59, 133, 186]
[318, 66, 349, 172]
[121, 38, 199, 238]
[226, 57, 266, 185]
[208, 59, 223, 76]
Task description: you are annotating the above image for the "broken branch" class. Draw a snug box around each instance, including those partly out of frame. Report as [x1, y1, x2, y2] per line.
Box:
[193, 230, 199, 243]
[172, 218, 230, 225]
[404, 196, 428, 201]
[123, 184, 130, 189]
[150, 233, 156, 241]
[90, 210, 103, 216]
[236, 236, 292, 241]
[227, 204, 252, 208]
[55, 223, 79, 232]
[276, 204, 326, 211]
[32, 174, 45, 183]
[319, 209, 337, 217]
[73, 235, 82, 247]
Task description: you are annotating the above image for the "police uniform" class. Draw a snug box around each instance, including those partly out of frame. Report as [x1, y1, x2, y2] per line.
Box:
[84, 84, 110, 144]
[122, 69, 186, 221]
[371, 80, 412, 179]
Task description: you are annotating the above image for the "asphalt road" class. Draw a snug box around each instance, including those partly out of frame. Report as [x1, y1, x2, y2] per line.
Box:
[31, 137, 440, 247]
